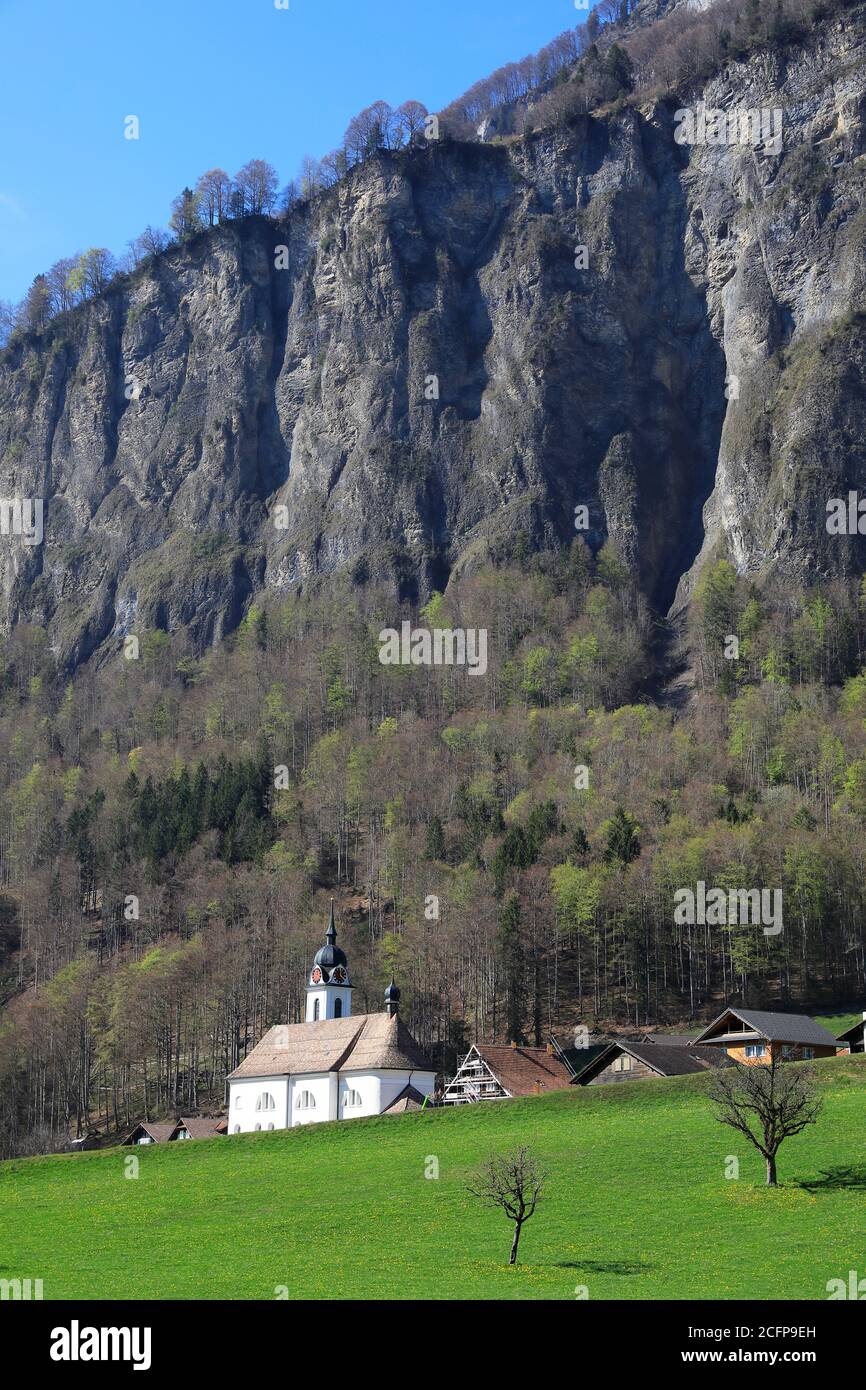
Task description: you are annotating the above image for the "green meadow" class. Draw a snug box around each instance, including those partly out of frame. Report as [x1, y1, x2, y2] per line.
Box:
[2, 1055, 864, 1301]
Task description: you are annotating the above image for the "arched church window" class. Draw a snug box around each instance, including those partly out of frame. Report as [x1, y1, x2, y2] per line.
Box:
[345, 1088, 362, 1107]
[296, 1090, 315, 1110]
[235, 1094, 243, 1109]
[254, 1124, 261, 1132]
[233, 1125, 240, 1134]
[313, 999, 320, 1021]
[334, 998, 343, 1018]
[256, 1092, 275, 1112]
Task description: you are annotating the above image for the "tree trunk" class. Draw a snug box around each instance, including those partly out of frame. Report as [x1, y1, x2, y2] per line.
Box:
[766, 1154, 777, 1186]
[509, 1220, 522, 1265]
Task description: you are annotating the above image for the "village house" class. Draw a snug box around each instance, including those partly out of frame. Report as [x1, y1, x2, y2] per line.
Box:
[442, 1041, 576, 1103]
[124, 1116, 223, 1145]
[226, 906, 437, 1130]
[691, 1008, 838, 1061]
[836, 1010, 866, 1054]
[574, 1039, 730, 1086]
[124, 1121, 179, 1146]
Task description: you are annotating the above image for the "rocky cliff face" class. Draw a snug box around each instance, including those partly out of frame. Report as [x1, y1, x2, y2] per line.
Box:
[1, 6, 864, 670]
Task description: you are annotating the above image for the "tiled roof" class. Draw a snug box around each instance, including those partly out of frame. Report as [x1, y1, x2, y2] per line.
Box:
[575, 1041, 730, 1083]
[694, 1009, 838, 1047]
[175, 1117, 222, 1139]
[125, 1121, 176, 1143]
[227, 1012, 434, 1080]
[477, 1045, 575, 1096]
[641, 1032, 701, 1046]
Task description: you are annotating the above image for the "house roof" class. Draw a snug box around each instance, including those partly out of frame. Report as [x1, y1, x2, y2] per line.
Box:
[641, 1032, 701, 1047]
[693, 1009, 838, 1048]
[227, 1012, 434, 1080]
[837, 1017, 865, 1043]
[382, 1084, 428, 1113]
[475, 1045, 575, 1096]
[125, 1121, 176, 1144]
[574, 1041, 731, 1084]
[174, 1117, 222, 1139]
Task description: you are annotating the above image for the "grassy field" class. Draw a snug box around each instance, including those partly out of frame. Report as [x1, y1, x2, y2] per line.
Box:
[815, 1009, 861, 1037]
[2, 1055, 864, 1301]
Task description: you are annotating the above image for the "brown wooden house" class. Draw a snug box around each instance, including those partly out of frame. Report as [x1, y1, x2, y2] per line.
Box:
[692, 1008, 838, 1063]
[124, 1116, 223, 1145]
[574, 1040, 730, 1086]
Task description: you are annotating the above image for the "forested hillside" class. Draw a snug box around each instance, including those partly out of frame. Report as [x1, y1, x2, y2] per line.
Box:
[2, 544, 866, 1154]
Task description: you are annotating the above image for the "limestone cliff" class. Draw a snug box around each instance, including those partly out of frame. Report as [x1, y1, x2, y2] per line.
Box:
[1, 3, 864, 669]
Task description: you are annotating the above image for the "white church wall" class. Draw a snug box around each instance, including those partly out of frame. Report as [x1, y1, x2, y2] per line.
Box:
[228, 1076, 289, 1134]
[289, 1071, 336, 1125]
[340, 1069, 437, 1117]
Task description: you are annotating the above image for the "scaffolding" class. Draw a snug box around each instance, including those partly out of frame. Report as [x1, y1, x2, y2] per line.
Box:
[442, 1046, 509, 1104]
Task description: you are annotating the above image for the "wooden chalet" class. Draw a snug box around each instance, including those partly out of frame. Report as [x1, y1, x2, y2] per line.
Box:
[442, 1041, 576, 1104]
[574, 1039, 730, 1086]
[692, 1008, 838, 1062]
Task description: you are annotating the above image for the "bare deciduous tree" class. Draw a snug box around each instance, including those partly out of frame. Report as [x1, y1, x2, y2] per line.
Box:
[395, 100, 429, 146]
[0, 298, 15, 347]
[195, 168, 233, 226]
[234, 159, 279, 216]
[344, 101, 396, 164]
[709, 1053, 823, 1186]
[297, 154, 323, 201]
[137, 226, 170, 258]
[45, 258, 79, 315]
[467, 1145, 546, 1265]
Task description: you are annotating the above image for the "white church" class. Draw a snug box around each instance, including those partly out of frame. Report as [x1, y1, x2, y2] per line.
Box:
[227, 905, 438, 1131]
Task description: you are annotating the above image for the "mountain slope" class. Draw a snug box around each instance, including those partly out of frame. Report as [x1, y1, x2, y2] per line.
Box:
[0, 4, 865, 669]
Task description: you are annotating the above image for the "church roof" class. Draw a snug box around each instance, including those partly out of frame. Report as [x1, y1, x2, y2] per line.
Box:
[227, 1011, 435, 1080]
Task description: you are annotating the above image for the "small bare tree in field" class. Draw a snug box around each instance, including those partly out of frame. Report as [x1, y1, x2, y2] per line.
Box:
[709, 1053, 823, 1186]
[467, 1146, 546, 1265]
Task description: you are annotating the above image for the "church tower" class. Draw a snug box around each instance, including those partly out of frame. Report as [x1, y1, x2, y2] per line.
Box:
[305, 902, 353, 1022]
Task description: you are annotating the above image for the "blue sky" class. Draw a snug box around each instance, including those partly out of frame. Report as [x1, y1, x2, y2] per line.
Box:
[0, 0, 592, 304]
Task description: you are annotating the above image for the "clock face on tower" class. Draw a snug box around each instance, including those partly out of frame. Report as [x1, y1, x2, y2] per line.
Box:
[332, 966, 347, 984]
[311, 966, 322, 984]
